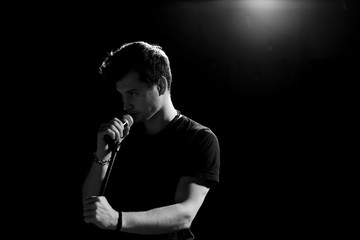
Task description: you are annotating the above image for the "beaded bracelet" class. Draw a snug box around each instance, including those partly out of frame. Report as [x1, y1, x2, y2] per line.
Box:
[93, 152, 110, 165]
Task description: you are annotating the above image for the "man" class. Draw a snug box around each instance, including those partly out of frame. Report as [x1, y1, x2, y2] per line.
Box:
[82, 41, 220, 239]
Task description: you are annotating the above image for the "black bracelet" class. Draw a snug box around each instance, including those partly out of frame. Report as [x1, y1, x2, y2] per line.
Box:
[93, 152, 110, 165]
[116, 211, 122, 231]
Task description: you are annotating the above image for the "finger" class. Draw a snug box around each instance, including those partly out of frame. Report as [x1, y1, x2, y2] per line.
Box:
[98, 124, 114, 142]
[99, 124, 117, 144]
[85, 195, 99, 200]
[84, 215, 96, 224]
[109, 125, 121, 142]
[98, 123, 110, 133]
[83, 209, 95, 219]
[84, 196, 100, 204]
[114, 117, 130, 138]
[113, 117, 127, 129]
[84, 216, 104, 230]
[123, 123, 130, 137]
[113, 120, 124, 139]
[83, 203, 96, 211]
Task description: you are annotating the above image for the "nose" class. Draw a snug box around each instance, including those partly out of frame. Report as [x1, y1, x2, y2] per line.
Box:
[122, 97, 132, 111]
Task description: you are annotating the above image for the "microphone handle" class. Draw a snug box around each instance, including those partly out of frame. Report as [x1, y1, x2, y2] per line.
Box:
[99, 147, 118, 196]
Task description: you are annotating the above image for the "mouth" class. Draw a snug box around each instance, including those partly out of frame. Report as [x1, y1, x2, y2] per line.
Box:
[125, 112, 137, 121]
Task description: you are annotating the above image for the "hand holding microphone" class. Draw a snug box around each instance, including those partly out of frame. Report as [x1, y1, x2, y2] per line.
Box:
[97, 114, 134, 158]
[95, 114, 133, 195]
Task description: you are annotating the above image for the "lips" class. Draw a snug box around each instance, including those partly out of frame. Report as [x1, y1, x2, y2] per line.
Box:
[125, 112, 136, 120]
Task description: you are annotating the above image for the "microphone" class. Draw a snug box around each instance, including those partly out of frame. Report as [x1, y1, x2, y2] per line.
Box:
[104, 114, 134, 149]
[121, 114, 134, 128]
[100, 114, 133, 195]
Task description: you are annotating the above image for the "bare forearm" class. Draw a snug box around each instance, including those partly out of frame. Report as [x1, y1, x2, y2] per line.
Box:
[121, 203, 193, 235]
[82, 162, 108, 201]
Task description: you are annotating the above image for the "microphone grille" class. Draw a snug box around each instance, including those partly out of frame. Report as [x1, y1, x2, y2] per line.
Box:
[123, 114, 134, 127]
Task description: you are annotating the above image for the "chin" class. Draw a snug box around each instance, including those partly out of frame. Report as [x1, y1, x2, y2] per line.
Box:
[131, 113, 144, 123]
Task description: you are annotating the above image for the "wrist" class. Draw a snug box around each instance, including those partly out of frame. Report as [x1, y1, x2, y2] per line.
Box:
[93, 152, 110, 165]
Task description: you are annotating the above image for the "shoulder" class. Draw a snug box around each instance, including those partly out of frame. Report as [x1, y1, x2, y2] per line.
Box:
[178, 115, 221, 186]
[177, 114, 219, 145]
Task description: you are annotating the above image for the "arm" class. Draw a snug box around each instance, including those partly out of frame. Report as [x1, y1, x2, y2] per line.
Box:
[81, 153, 110, 202]
[121, 176, 210, 234]
[83, 176, 210, 234]
[82, 117, 129, 202]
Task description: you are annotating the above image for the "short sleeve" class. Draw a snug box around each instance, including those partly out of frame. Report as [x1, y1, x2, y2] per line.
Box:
[186, 128, 220, 187]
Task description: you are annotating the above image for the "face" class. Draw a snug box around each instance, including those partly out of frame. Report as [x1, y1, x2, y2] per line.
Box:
[116, 71, 161, 123]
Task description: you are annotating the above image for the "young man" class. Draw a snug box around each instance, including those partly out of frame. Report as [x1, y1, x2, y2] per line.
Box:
[82, 41, 220, 240]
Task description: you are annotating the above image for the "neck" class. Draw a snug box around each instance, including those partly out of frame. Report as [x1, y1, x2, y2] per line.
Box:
[145, 98, 178, 135]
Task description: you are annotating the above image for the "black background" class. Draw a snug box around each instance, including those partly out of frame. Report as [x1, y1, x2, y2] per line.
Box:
[8, 0, 357, 238]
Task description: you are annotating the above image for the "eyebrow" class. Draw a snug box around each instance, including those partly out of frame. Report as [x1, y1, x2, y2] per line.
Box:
[117, 88, 138, 95]
[128, 88, 140, 92]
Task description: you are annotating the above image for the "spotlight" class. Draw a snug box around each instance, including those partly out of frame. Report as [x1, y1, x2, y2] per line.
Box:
[241, 0, 288, 11]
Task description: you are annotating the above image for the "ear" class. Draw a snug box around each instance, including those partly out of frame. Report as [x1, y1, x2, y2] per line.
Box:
[157, 76, 167, 96]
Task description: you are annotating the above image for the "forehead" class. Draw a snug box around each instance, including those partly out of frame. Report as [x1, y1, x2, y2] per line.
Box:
[115, 71, 148, 93]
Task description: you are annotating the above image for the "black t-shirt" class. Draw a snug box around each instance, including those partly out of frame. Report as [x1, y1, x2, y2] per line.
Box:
[103, 113, 220, 239]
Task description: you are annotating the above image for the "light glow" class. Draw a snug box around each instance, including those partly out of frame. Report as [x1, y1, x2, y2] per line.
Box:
[242, 0, 288, 11]
[236, 0, 307, 43]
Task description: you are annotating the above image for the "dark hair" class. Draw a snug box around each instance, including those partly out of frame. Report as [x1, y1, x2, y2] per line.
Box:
[99, 41, 172, 90]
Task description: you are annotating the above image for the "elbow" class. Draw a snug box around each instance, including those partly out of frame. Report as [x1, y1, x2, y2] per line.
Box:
[174, 205, 197, 231]
[178, 214, 193, 230]
[173, 215, 192, 232]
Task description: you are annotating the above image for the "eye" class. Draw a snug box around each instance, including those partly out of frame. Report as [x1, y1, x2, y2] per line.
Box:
[127, 90, 138, 97]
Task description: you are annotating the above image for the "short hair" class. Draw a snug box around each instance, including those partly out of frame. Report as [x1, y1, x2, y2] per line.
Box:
[99, 41, 172, 90]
